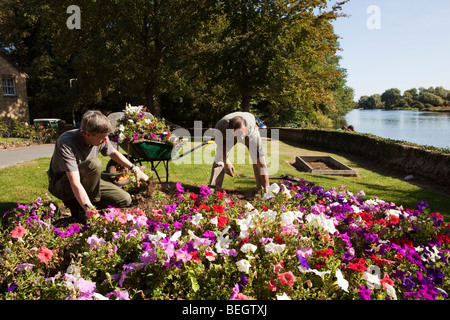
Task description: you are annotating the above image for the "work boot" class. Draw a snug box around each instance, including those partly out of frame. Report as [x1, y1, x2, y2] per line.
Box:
[63, 198, 87, 224]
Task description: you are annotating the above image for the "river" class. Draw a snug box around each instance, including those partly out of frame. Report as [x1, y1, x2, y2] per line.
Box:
[344, 109, 450, 150]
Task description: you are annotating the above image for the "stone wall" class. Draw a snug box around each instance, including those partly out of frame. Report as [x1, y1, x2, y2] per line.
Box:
[272, 127, 450, 186]
[0, 55, 30, 124]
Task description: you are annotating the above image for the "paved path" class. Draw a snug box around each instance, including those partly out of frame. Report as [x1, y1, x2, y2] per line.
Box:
[0, 144, 55, 168]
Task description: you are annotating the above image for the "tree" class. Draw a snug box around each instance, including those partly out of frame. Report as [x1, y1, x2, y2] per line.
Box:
[381, 88, 402, 109]
[357, 94, 381, 109]
[1, 0, 353, 127]
[195, 0, 349, 115]
[0, 1, 74, 120]
[55, 0, 216, 118]
[419, 92, 444, 107]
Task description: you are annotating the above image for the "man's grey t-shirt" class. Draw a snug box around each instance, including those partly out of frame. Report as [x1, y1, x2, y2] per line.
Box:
[215, 112, 258, 139]
[214, 112, 264, 159]
[48, 129, 114, 179]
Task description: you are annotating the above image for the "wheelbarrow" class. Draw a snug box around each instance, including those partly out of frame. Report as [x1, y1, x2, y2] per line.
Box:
[102, 139, 214, 185]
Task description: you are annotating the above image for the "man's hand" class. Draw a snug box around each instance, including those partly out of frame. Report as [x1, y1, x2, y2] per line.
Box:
[224, 163, 235, 177]
[131, 165, 149, 182]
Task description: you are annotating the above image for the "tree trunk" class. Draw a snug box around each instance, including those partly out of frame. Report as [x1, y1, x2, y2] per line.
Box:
[145, 84, 161, 118]
[241, 92, 251, 112]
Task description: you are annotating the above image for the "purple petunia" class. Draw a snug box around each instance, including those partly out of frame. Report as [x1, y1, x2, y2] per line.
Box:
[358, 286, 371, 300]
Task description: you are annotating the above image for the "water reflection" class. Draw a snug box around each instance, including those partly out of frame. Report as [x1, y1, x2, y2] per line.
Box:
[344, 109, 450, 149]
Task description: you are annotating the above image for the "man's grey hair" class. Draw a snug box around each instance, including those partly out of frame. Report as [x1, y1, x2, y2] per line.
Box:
[80, 110, 112, 135]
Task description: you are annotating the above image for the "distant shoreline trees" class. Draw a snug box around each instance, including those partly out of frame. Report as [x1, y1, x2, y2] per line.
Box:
[357, 87, 450, 110]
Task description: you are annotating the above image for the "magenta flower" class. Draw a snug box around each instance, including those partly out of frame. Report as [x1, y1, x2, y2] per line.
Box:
[358, 286, 371, 300]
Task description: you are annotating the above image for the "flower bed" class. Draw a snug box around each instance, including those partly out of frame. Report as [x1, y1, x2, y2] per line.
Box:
[1, 179, 449, 300]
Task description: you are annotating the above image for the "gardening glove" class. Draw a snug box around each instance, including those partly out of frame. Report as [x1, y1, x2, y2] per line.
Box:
[224, 163, 235, 177]
[131, 165, 149, 182]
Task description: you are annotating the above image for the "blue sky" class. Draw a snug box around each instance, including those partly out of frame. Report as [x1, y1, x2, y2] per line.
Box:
[331, 0, 450, 100]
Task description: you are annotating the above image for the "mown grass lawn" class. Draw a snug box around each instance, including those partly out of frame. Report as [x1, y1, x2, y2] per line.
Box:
[1, 138, 449, 219]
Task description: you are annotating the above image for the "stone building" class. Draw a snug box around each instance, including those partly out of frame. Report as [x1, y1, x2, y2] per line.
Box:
[0, 54, 30, 124]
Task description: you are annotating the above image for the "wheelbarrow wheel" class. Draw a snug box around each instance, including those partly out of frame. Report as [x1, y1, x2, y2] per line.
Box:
[105, 159, 130, 186]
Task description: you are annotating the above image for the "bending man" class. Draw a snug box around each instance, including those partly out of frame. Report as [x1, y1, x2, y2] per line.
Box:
[209, 111, 269, 192]
[48, 110, 148, 223]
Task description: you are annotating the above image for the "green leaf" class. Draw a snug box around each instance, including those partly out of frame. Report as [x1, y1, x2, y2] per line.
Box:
[190, 276, 200, 292]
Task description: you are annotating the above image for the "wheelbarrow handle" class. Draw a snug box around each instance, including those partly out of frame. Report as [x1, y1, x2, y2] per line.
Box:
[172, 140, 214, 160]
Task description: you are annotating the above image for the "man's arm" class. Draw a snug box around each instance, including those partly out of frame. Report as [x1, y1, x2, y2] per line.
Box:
[109, 149, 149, 181]
[108, 149, 133, 169]
[66, 170, 93, 212]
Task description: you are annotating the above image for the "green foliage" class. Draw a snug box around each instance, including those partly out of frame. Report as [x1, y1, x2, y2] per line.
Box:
[0, 121, 57, 146]
[357, 86, 450, 110]
[1, 0, 352, 128]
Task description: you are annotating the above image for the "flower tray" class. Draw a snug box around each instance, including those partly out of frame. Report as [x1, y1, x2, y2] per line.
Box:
[295, 155, 357, 177]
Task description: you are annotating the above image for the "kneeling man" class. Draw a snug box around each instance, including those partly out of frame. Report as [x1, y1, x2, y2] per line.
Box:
[48, 110, 148, 223]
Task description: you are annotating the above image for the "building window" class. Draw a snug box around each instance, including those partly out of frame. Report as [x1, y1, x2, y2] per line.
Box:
[2, 78, 16, 96]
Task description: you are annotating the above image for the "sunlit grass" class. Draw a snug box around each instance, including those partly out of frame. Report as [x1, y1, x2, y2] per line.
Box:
[1, 139, 449, 219]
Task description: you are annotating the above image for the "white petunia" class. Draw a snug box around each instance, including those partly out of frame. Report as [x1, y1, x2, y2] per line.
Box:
[280, 211, 299, 226]
[280, 184, 292, 199]
[240, 243, 258, 254]
[305, 213, 337, 234]
[305, 269, 331, 278]
[384, 283, 397, 300]
[276, 293, 291, 300]
[265, 242, 285, 254]
[387, 209, 401, 218]
[362, 269, 381, 289]
[236, 259, 251, 273]
[169, 231, 182, 243]
[335, 269, 349, 293]
[260, 209, 277, 221]
[190, 213, 203, 225]
[262, 183, 280, 200]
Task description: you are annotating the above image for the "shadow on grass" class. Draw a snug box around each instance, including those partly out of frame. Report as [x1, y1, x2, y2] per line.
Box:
[0, 202, 18, 215]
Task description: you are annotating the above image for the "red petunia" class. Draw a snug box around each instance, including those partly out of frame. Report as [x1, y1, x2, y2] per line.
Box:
[195, 203, 210, 212]
[370, 254, 396, 266]
[353, 258, 367, 265]
[190, 193, 198, 200]
[347, 263, 367, 272]
[316, 248, 334, 258]
[358, 212, 373, 223]
[190, 251, 200, 263]
[438, 233, 450, 245]
[217, 215, 229, 227]
[213, 204, 224, 214]
[216, 191, 224, 199]
[274, 236, 285, 244]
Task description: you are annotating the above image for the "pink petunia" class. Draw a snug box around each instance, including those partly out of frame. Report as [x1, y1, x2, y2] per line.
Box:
[37, 246, 53, 263]
[11, 225, 27, 239]
[116, 212, 128, 224]
[268, 278, 277, 292]
[278, 271, 296, 287]
[175, 249, 192, 263]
